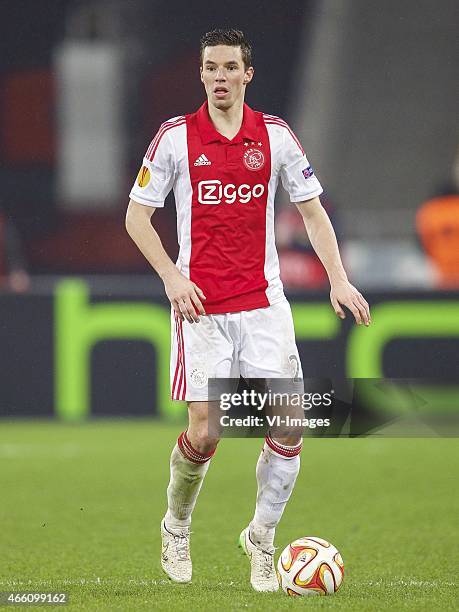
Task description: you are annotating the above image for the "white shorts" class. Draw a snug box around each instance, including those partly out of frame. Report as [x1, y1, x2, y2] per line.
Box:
[170, 299, 303, 401]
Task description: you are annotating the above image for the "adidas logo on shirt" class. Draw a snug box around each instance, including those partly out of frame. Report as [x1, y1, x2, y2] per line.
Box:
[194, 154, 212, 166]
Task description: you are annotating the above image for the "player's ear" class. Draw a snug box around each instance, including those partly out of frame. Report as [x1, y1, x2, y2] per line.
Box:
[200, 66, 204, 83]
[243, 66, 254, 85]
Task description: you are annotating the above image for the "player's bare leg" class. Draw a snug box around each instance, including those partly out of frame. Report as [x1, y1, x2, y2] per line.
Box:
[161, 401, 219, 583]
[240, 422, 302, 592]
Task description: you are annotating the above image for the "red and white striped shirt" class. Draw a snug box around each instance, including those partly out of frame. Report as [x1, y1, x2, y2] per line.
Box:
[130, 102, 323, 314]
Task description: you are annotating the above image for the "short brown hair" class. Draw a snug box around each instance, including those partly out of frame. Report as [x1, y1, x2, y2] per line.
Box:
[200, 29, 253, 70]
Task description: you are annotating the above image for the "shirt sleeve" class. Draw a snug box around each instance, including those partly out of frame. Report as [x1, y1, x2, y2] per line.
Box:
[129, 127, 176, 207]
[280, 126, 323, 203]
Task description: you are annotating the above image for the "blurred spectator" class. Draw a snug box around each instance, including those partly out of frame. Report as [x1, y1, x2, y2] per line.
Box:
[416, 146, 459, 288]
[0, 207, 30, 293]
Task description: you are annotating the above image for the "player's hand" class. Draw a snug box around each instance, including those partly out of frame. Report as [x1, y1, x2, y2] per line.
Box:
[163, 269, 206, 323]
[330, 279, 371, 326]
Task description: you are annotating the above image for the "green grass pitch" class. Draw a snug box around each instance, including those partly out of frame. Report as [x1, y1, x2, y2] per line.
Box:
[1, 420, 458, 611]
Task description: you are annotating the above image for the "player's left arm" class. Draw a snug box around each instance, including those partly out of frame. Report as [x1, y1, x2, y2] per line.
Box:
[295, 197, 371, 326]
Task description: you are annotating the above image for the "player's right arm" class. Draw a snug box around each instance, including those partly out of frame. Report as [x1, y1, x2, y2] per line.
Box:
[126, 121, 205, 322]
[125, 200, 206, 323]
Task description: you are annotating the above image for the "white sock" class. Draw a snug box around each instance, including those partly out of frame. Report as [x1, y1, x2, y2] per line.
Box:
[250, 435, 302, 550]
[165, 431, 215, 531]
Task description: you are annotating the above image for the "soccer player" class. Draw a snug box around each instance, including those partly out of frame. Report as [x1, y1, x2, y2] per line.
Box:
[126, 29, 371, 592]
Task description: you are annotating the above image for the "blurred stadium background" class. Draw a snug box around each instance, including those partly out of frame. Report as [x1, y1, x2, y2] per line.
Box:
[0, 1, 458, 609]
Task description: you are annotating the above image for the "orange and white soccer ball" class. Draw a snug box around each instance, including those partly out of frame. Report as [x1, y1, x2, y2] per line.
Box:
[277, 536, 344, 596]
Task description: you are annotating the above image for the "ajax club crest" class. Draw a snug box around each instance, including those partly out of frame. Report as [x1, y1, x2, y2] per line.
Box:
[243, 146, 265, 171]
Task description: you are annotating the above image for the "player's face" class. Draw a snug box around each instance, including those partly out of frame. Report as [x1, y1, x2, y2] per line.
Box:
[200, 45, 254, 110]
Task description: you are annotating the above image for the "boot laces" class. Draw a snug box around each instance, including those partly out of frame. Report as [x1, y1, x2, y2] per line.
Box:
[173, 532, 190, 561]
[256, 548, 275, 579]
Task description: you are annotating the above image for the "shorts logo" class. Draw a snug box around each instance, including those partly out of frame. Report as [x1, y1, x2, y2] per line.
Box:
[302, 165, 314, 179]
[243, 147, 265, 171]
[190, 368, 208, 389]
[137, 165, 151, 187]
[197, 180, 265, 205]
